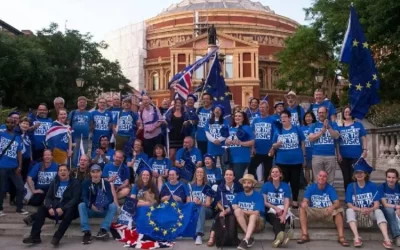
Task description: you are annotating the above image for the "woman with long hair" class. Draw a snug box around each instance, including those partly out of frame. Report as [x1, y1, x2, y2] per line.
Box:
[225, 111, 254, 178]
[127, 139, 148, 183]
[261, 166, 293, 247]
[148, 144, 171, 190]
[130, 166, 159, 207]
[301, 111, 317, 185]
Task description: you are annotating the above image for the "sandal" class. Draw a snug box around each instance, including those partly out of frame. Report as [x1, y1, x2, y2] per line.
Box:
[207, 236, 215, 247]
[338, 236, 349, 247]
[353, 237, 362, 248]
[383, 240, 393, 249]
[297, 234, 310, 244]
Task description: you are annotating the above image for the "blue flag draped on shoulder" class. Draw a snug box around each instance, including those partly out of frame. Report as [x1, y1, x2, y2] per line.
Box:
[339, 6, 380, 119]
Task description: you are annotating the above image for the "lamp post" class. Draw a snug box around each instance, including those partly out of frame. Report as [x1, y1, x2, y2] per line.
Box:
[287, 81, 293, 90]
[76, 78, 85, 88]
[118, 83, 125, 101]
[315, 71, 324, 89]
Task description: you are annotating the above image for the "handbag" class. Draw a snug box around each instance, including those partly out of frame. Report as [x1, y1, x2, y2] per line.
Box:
[353, 183, 374, 228]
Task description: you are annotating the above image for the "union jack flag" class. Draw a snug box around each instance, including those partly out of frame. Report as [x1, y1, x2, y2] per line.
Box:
[45, 121, 72, 150]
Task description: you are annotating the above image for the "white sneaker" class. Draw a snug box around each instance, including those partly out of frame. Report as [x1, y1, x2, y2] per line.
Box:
[17, 209, 29, 215]
[195, 235, 202, 245]
[0, 210, 6, 217]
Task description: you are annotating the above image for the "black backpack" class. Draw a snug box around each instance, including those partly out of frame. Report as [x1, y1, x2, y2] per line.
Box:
[215, 213, 239, 248]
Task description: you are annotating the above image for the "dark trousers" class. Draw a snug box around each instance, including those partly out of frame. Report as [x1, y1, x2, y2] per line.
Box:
[28, 193, 46, 207]
[267, 213, 288, 237]
[279, 164, 302, 202]
[32, 148, 45, 162]
[339, 157, 357, 190]
[0, 168, 24, 211]
[30, 205, 78, 240]
[9, 158, 30, 203]
[248, 154, 273, 181]
[197, 141, 208, 156]
[143, 134, 163, 159]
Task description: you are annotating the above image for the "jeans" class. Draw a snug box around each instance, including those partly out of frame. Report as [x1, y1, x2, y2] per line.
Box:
[248, 154, 273, 182]
[72, 137, 89, 167]
[382, 207, 400, 238]
[0, 168, 24, 211]
[78, 202, 118, 232]
[231, 163, 248, 179]
[196, 206, 214, 235]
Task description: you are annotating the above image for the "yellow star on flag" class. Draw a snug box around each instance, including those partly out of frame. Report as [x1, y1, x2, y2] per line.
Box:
[366, 82, 372, 88]
[171, 228, 177, 233]
[363, 42, 369, 48]
[163, 230, 168, 236]
[220, 96, 224, 100]
[373, 74, 378, 80]
[179, 214, 184, 219]
[356, 83, 363, 91]
[225, 92, 230, 96]
[178, 209, 182, 213]
[219, 72, 223, 76]
[177, 222, 182, 227]
[154, 227, 160, 232]
[171, 202, 177, 207]
[149, 220, 155, 226]
[146, 212, 152, 217]
[214, 97, 218, 101]
[348, 83, 352, 88]
[353, 39, 359, 47]
[163, 200, 169, 204]
[157, 205, 161, 209]
[150, 206, 155, 211]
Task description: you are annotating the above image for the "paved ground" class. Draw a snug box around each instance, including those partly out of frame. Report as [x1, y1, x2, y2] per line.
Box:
[0, 236, 393, 250]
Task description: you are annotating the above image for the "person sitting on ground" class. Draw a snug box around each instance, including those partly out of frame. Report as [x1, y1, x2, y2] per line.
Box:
[102, 150, 130, 199]
[261, 166, 293, 248]
[130, 163, 159, 207]
[126, 139, 148, 183]
[148, 144, 171, 190]
[297, 170, 348, 247]
[79, 164, 118, 244]
[91, 135, 115, 169]
[203, 154, 222, 186]
[232, 174, 265, 250]
[71, 155, 91, 182]
[379, 168, 400, 247]
[22, 164, 81, 247]
[346, 159, 392, 249]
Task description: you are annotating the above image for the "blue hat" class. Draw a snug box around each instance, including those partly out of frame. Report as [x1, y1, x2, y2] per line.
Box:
[187, 94, 197, 102]
[353, 158, 374, 174]
[168, 167, 181, 175]
[90, 164, 102, 172]
[203, 154, 216, 165]
[136, 159, 153, 176]
[274, 100, 284, 108]
[213, 104, 225, 117]
[8, 111, 20, 117]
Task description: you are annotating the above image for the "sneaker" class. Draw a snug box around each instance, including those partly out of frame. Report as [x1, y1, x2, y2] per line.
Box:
[95, 228, 109, 239]
[22, 235, 41, 244]
[17, 209, 29, 215]
[23, 215, 33, 226]
[282, 229, 294, 246]
[50, 237, 60, 247]
[247, 237, 255, 248]
[396, 237, 400, 247]
[82, 231, 92, 245]
[272, 231, 285, 248]
[195, 235, 202, 245]
[0, 210, 6, 217]
[237, 240, 249, 250]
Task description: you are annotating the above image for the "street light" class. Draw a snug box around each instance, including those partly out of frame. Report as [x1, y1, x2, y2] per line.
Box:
[76, 78, 85, 88]
[287, 81, 293, 90]
[315, 72, 324, 86]
[119, 83, 125, 90]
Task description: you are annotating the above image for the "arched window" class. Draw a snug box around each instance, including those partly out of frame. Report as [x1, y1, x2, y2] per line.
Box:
[152, 73, 159, 91]
[259, 69, 266, 89]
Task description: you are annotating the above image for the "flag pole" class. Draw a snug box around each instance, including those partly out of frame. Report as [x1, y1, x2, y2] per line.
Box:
[196, 51, 218, 113]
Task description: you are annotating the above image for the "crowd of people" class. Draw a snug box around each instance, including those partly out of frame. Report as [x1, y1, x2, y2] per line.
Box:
[0, 88, 398, 249]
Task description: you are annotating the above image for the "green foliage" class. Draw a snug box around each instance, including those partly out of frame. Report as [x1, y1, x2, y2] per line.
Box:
[330, 91, 339, 107]
[0, 23, 130, 110]
[367, 102, 400, 127]
[339, 87, 350, 107]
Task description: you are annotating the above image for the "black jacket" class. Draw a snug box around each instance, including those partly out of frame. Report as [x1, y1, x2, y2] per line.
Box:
[45, 177, 81, 211]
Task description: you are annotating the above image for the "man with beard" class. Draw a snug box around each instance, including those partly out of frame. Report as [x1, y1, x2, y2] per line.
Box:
[102, 150, 130, 199]
[91, 135, 115, 169]
[30, 104, 53, 161]
[285, 91, 305, 126]
[71, 155, 91, 182]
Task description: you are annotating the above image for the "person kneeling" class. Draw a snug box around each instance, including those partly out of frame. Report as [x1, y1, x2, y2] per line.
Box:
[22, 164, 81, 247]
[297, 170, 349, 247]
[79, 164, 119, 244]
[233, 174, 265, 250]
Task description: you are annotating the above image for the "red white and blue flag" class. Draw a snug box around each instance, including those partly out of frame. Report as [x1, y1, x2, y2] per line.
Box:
[45, 121, 72, 150]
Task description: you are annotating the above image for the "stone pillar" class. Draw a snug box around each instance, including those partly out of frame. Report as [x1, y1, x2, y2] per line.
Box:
[251, 52, 255, 78]
[239, 53, 243, 78]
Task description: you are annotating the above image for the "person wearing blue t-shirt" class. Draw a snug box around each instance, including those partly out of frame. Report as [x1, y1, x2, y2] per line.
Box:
[175, 136, 203, 181]
[203, 154, 222, 186]
[91, 97, 113, 151]
[300, 111, 317, 185]
[232, 174, 265, 250]
[297, 170, 348, 246]
[102, 151, 130, 199]
[272, 101, 284, 122]
[249, 100, 276, 182]
[185, 94, 199, 138]
[0, 117, 26, 216]
[26, 150, 58, 206]
[30, 104, 53, 161]
[261, 166, 293, 247]
[205, 105, 229, 171]
[160, 168, 190, 204]
[307, 89, 336, 121]
[270, 110, 306, 208]
[146, 144, 170, 190]
[188, 167, 214, 245]
[285, 91, 305, 127]
[130, 163, 159, 207]
[91, 136, 115, 169]
[379, 169, 400, 247]
[245, 98, 261, 125]
[308, 106, 340, 185]
[196, 93, 213, 156]
[68, 96, 92, 166]
[113, 98, 140, 151]
[337, 106, 367, 191]
[345, 160, 392, 248]
[225, 111, 255, 179]
[19, 117, 32, 182]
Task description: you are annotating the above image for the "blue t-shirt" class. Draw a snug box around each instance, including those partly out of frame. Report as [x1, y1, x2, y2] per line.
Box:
[196, 107, 213, 142]
[273, 126, 305, 165]
[127, 152, 149, 172]
[0, 132, 23, 168]
[102, 163, 130, 187]
[261, 182, 292, 206]
[232, 191, 265, 215]
[228, 125, 254, 164]
[378, 183, 400, 206]
[176, 147, 202, 165]
[109, 107, 122, 125]
[205, 119, 230, 156]
[21, 133, 32, 159]
[55, 180, 69, 199]
[205, 167, 222, 185]
[345, 181, 380, 208]
[189, 183, 207, 204]
[304, 183, 338, 208]
[68, 110, 92, 139]
[91, 110, 113, 144]
[246, 109, 261, 125]
[309, 101, 336, 120]
[287, 105, 305, 127]
[309, 121, 339, 156]
[251, 116, 276, 155]
[30, 117, 52, 150]
[91, 148, 115, 168]
[217, 183, 243, 209]
[161, 182, 190, 203]
[130, 184, 149, 198]
[338, 121, 367, 159]
[148, 157, 171, 175]
[28, 162, 58, 190]
[301, 125, 312, 161]
[114, 111, 139, 137]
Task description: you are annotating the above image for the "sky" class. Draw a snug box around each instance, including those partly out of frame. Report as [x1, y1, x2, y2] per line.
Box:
[0, 0, 313, 42]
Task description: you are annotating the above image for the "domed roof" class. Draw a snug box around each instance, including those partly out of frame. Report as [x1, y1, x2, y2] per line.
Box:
[159, 0, 274, 15]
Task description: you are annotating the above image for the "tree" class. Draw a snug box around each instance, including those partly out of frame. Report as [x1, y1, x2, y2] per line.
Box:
[330, 91, 339, 107]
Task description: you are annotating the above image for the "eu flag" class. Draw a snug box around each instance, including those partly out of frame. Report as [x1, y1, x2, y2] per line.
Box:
[339, 6, 380, 119]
